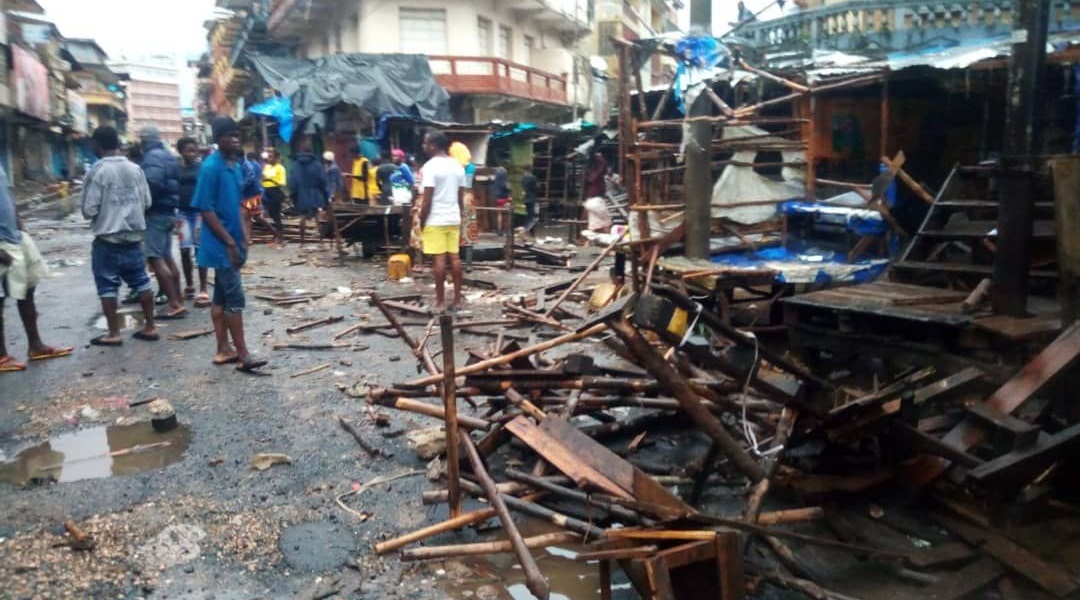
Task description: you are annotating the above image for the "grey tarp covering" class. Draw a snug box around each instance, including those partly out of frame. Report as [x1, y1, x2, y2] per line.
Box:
[248, 53, 451, 122]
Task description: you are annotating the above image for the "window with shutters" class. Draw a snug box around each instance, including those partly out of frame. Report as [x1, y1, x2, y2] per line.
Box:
[399, 8, 447, 54]
[497, 25, 511, 59]
[523, 35, 534, 65]
[478, 17, 492, 55]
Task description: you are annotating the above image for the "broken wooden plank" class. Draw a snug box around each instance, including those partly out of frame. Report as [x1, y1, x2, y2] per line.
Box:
[286, 315, 345, 335]
[965, 403, 1041, 451]
[167, 328, 215, 341]
[906, 323, 1080, 488]
[935, 514, 1080, 598]
[290, 363, 331, 378]
[927, 557, 1005, 600]
[966, 422, 1080, 488]
[505, 416, 633, 501]
[400, 531, 579, 561]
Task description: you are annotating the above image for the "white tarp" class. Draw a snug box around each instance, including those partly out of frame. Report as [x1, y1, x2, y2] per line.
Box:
[711, 125, 806, 225]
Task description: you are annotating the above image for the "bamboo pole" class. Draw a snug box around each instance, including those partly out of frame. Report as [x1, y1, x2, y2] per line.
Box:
[401, 532, 579, 561]
[401, 323, 608, 389]
[542, 230, 628, 319]
[440, 315, 462, 518]
[370, 397, 490, 431]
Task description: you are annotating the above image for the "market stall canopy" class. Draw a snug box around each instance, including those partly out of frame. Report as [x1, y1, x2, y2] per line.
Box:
[247, 53, 451, 123]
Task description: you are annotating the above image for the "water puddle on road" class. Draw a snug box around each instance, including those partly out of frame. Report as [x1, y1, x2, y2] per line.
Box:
[439, 520, 636, 600]
[90, 310, 146, 331]
[0, 422, 191, 487]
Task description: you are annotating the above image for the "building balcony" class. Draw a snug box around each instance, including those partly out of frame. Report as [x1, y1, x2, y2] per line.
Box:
[507, 0, 592, 35]
[428, 56, 568, 106]
[267, 0, 335, 38]
[736, 0, 1080, 54]
[81, 90, 127, 115]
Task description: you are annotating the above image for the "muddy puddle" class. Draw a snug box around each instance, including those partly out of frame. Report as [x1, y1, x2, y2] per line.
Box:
[0, 421, 191, 487]
[439, 520, 636, 600]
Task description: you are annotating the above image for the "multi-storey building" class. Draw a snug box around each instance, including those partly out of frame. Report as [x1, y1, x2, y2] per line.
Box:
[209, 0, 596, 124]
[109, 56, 185, 145]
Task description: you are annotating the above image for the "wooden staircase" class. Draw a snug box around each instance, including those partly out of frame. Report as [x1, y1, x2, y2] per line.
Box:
[891, 164, 1060, 287]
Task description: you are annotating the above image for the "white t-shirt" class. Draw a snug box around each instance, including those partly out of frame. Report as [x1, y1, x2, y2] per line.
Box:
[422, 155, 465, 227]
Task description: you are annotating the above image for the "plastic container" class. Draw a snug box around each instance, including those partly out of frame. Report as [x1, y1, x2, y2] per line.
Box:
[388, 254, 412, 280]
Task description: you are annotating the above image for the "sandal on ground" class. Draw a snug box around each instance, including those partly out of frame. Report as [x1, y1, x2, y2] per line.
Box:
[29, 346, 75, 361]
[90, 335, 123, 347]
[0, 356, 27, 372]
[236, 358, 268, 373]
[156, 308, 189, 320]
[183, 287, 196, 299]
[194, 293, 211, 308]
[132, 330, 160, 342]
[213, 354, 239, 365]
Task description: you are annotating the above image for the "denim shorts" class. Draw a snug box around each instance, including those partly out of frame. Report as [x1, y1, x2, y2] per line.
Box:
[178, 209, 201, 250]
[92, 239, 151, 299]
[212, 266, 245, 314]
[144, 212, 176, 258]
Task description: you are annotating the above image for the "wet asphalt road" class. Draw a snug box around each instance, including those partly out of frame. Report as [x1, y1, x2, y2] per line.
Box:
[0, 209, 589, 599]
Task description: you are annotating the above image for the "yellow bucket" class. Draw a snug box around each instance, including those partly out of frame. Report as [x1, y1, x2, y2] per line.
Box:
[388, 254, 412, 281]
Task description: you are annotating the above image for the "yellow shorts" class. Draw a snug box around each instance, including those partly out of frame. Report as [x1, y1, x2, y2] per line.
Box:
[421, 225, 460, 255]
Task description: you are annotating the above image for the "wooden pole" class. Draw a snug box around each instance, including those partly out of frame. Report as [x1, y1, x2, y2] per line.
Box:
[610, 319, 765, 483]
[440, 315, 462, 518]
[542, 229, 628, 319]
[460, 434, 551, 600]
[371, 293, 440, 375]
[504, 206, 514, 270]
[685, 92, 713, 260]
[401, 532, 579, 561]
[879, 74, 889, 160]
[1051, 156, 1080, 324]
[370, 396, 490, 431]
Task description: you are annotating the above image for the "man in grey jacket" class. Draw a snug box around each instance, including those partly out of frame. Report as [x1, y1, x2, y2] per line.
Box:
[81, 126, 159, 346]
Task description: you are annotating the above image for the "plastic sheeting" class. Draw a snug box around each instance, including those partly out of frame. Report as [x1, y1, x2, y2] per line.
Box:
[711, 125, 806, 225]
[711, 246, 889, 285]
[249, 96, 295, 142]
[247, 53, 451, 123]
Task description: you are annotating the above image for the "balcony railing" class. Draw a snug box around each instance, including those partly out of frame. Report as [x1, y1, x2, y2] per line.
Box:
[81, 90, 127, 114]
[428, 56, 568, 106]
[737, 0, 1080, 53]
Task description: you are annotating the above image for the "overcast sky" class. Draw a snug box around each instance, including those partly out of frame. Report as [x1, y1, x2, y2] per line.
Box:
[36, 0, 219, 108]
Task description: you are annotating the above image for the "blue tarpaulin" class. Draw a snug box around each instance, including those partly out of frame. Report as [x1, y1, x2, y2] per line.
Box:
[249, 96, 294, 143]
[711, 245, 889, 285]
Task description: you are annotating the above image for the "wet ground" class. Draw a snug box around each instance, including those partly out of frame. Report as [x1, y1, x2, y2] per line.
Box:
[0, 209, 639, 599]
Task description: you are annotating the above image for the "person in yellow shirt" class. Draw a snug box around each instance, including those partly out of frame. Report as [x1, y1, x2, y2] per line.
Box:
[349, 149, 382, 205]
[261, 149, 286, 246]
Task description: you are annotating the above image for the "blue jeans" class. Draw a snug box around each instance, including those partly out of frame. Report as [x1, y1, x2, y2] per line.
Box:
[212, 266, 245, 314]
[144, 212, 176, 259]
[178, 209, 201, 249]
[92, 239, 151, 299]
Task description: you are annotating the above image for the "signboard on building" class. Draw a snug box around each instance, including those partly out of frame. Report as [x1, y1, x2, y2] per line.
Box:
[12, 45, 50, 121]
[67, 90, 88, 134]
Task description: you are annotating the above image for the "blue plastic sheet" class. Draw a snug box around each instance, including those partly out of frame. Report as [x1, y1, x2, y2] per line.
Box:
[249, 96, 294, 143]
[710, 245, 889, 285]
[673, 35, 728, 114]
[778, 201, 888, 237]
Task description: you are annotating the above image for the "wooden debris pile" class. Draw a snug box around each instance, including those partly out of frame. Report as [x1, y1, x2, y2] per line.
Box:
[331, 260, 1080, 599]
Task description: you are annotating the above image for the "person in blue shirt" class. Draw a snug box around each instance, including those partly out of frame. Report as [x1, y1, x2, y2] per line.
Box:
[191, 117, 267, 373]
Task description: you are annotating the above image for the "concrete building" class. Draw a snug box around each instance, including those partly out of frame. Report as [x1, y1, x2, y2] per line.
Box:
[109, 55, 185, 145]
[213, 0, 595, 124]
[65, 39, 126, 134]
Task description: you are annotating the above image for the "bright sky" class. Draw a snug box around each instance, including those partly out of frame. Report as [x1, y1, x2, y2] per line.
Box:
[36, 0, 219, 108]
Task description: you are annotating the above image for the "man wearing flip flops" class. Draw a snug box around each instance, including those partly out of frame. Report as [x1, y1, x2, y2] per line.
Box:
[82, 126, 160, 347]
[192, 117, 267, 373]
[0, 165, 73, 372]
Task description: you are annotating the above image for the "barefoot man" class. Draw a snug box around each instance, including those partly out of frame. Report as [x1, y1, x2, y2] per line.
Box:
[82, 126, 159, 346]
[0, 164, 73, 371]
[418, 130, 466, 314]
[192, 118, 267, 372]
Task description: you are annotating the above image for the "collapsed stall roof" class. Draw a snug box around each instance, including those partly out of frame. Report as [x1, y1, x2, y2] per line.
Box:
[247, 53, 451, 122]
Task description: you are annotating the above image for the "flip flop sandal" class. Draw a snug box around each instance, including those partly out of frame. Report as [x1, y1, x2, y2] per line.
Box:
[183, 288, 196, 299]
[132, 331, 161, 342]
[213, 355, 240, 365]
[90, 335, 123, 347]
[156, 310, 189, 320]
[236, 359, 268, 373]
[29, 346, 74, 361]
[194, 294, 212, 308]
[0, 356, 27, 372]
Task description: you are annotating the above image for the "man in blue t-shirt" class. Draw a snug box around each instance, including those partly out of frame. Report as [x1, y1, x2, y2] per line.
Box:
[191, 117, 266, 373]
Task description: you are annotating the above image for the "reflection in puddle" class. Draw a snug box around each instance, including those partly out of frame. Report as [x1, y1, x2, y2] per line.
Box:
[0, 422, 191, 486]
[91, 311, 146, 331]
[440, 520, 636, 600]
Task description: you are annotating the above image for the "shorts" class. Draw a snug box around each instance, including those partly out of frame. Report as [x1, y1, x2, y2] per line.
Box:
[212, 266, 245, 314]
[92, 239, 151, 299]
[144, 212, 176, 258]
[421, 225, 460, 256]
[495, 197, 511, 208]
[0, 233, 48, 300]
[178, 209, 201, 249]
